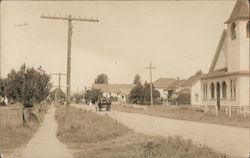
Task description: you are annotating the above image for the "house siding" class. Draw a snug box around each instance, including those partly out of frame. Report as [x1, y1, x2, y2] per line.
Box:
[191, 80, 201, 106]
[239, 76, 250, 106]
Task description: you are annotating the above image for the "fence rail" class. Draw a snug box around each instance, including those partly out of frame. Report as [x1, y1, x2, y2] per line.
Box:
[202, 104, 250, 117]
[0, 104, 23, 128]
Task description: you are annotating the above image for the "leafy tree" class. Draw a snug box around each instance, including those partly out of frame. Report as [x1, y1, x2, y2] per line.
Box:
[71, 91, 84, 103]
[50, 88, 66, 101]
[195, 70, 203, 76]
[129, 82, 144, 104]
[94, 74, 108, 84]
[5, 64, 52, 107]
[0, 78, 6, 98]
[84, 88, 102, 103]
[143, 82, 160, 104]
[129, 82, 160, 105]
[133, 74, 141, 84]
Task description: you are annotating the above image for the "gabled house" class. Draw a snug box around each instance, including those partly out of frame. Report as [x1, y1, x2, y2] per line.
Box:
[92, 84, 135, 102]
[201, 0, 249, 109]
[177, 72, 203, 106]
[153, 78, 176, 99]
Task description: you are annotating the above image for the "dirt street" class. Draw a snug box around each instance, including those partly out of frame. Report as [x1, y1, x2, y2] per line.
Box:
[73, 104, 249, 158]
[20, 106, 73, 158]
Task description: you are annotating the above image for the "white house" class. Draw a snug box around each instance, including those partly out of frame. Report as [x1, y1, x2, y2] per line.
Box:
[92, 84, 135, 102]
[201, 0, 249, 109]
[177, 73, 203, 106]
[153, 78, 176, 99]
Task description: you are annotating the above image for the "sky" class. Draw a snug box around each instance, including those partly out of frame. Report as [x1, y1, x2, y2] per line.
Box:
[1, 0, 236, 92]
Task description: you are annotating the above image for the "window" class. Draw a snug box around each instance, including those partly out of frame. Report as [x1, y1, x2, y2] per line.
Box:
[211, 83, 215, 99]
[230, 80, 236, 99]
[247, 21, 250, 38]
[231, 23, 236, 40]
[203, 83, 207, 99]
[222, 81, 227, 98]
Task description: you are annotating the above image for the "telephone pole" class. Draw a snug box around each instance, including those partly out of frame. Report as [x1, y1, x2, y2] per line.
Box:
[145, 62, 156, 107]
[50, 73, 67, 90]
[41, 14, 99, 107]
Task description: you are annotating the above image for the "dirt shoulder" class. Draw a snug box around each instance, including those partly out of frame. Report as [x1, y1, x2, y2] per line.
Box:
[20, 106, 72, 158]
[0, 105, 47, 157]
[56, 105, 229, 158]
[112, 103, 250, 128]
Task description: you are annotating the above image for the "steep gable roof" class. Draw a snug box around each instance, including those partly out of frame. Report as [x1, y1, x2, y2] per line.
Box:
[180, 74, 203, 87]
[208, 30, 227, 73]
[165, 79, 185, 90]
[153, 78, 176, 89]
[225, 0, 250, 24]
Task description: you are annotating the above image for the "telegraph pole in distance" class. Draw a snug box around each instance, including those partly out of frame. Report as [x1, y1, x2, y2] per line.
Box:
[50, 73, 66, 102]
[41, 14, 99, 107]
[145, 62, 156, 108]
[50, 73, 67, 90]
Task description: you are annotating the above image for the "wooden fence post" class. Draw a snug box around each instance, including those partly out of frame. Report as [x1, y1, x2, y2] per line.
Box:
[226, 106, 228, 116]
[228, 105, 231, 117]
[215, 105, 218, 116]
[243, 105, 246, 118]
[204, 105, 207, 113]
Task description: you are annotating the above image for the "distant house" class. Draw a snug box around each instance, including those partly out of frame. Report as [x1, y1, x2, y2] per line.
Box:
[164, 79, 185, 100]
[92, 84, 135, 102]
[153, 78, 176, 100]
[201, 0, 249, 110]
[177, 73, 203, 106]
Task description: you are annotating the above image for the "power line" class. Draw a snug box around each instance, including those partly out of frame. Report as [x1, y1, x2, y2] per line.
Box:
[41, 14, 99, 107]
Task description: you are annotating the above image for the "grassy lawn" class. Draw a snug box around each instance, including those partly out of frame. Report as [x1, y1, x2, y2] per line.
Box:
[112, 103, 250, 128]
[0, 105, 46, 154]
[55, 106, 229, 158]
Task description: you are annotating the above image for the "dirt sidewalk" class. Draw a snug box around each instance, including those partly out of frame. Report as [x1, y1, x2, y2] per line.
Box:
[20, 106, 73, 158]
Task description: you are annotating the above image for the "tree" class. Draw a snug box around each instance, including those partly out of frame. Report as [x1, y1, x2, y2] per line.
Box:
[0, 78, 6, 98]
[5, 64, 52, 107]
[133, 74, 141, 84]
[129, 82, 144, 104]
[94, 74, 108, 84]
[71, 91, 84, 103]
[50, 88, 66, 101]
[143, 82, 160, 104]
[195, 70, 203, 76]
[84, 88, 102, 103]
[129, 82, 160, 105]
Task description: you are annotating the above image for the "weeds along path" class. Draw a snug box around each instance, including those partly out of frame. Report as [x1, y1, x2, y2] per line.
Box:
[20, 106, 73, 158]
[72, 104, 249, 158]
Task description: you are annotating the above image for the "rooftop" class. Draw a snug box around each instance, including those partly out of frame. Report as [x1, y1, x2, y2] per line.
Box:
[225, 0, 249, 24]
[153, 78, 176, 89]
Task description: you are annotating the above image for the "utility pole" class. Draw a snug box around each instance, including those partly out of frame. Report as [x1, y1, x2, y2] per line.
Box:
[105, 78, 110, 99]
[50, 73, 67, 90]
[50, 73, 66, 102]
[145, 62, 156, 107]
[41, 14, 99, 107]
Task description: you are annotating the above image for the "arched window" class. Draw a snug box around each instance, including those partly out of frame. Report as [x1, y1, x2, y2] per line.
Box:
[222, 81, 227, 98]
[247, 21, 250, 38]
[231, 23, 236, 40]
[211, 83, 215, 99]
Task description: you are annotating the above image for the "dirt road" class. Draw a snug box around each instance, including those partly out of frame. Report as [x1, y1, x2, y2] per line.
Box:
[73, 104, 249, 158]
[20, 106, 73, 158]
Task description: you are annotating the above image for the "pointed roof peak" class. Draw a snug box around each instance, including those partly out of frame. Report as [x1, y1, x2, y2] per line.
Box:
[225, 0, 249, 24]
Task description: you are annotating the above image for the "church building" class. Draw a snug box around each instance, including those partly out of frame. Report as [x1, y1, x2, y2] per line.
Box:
[201, 0, 249, 109]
